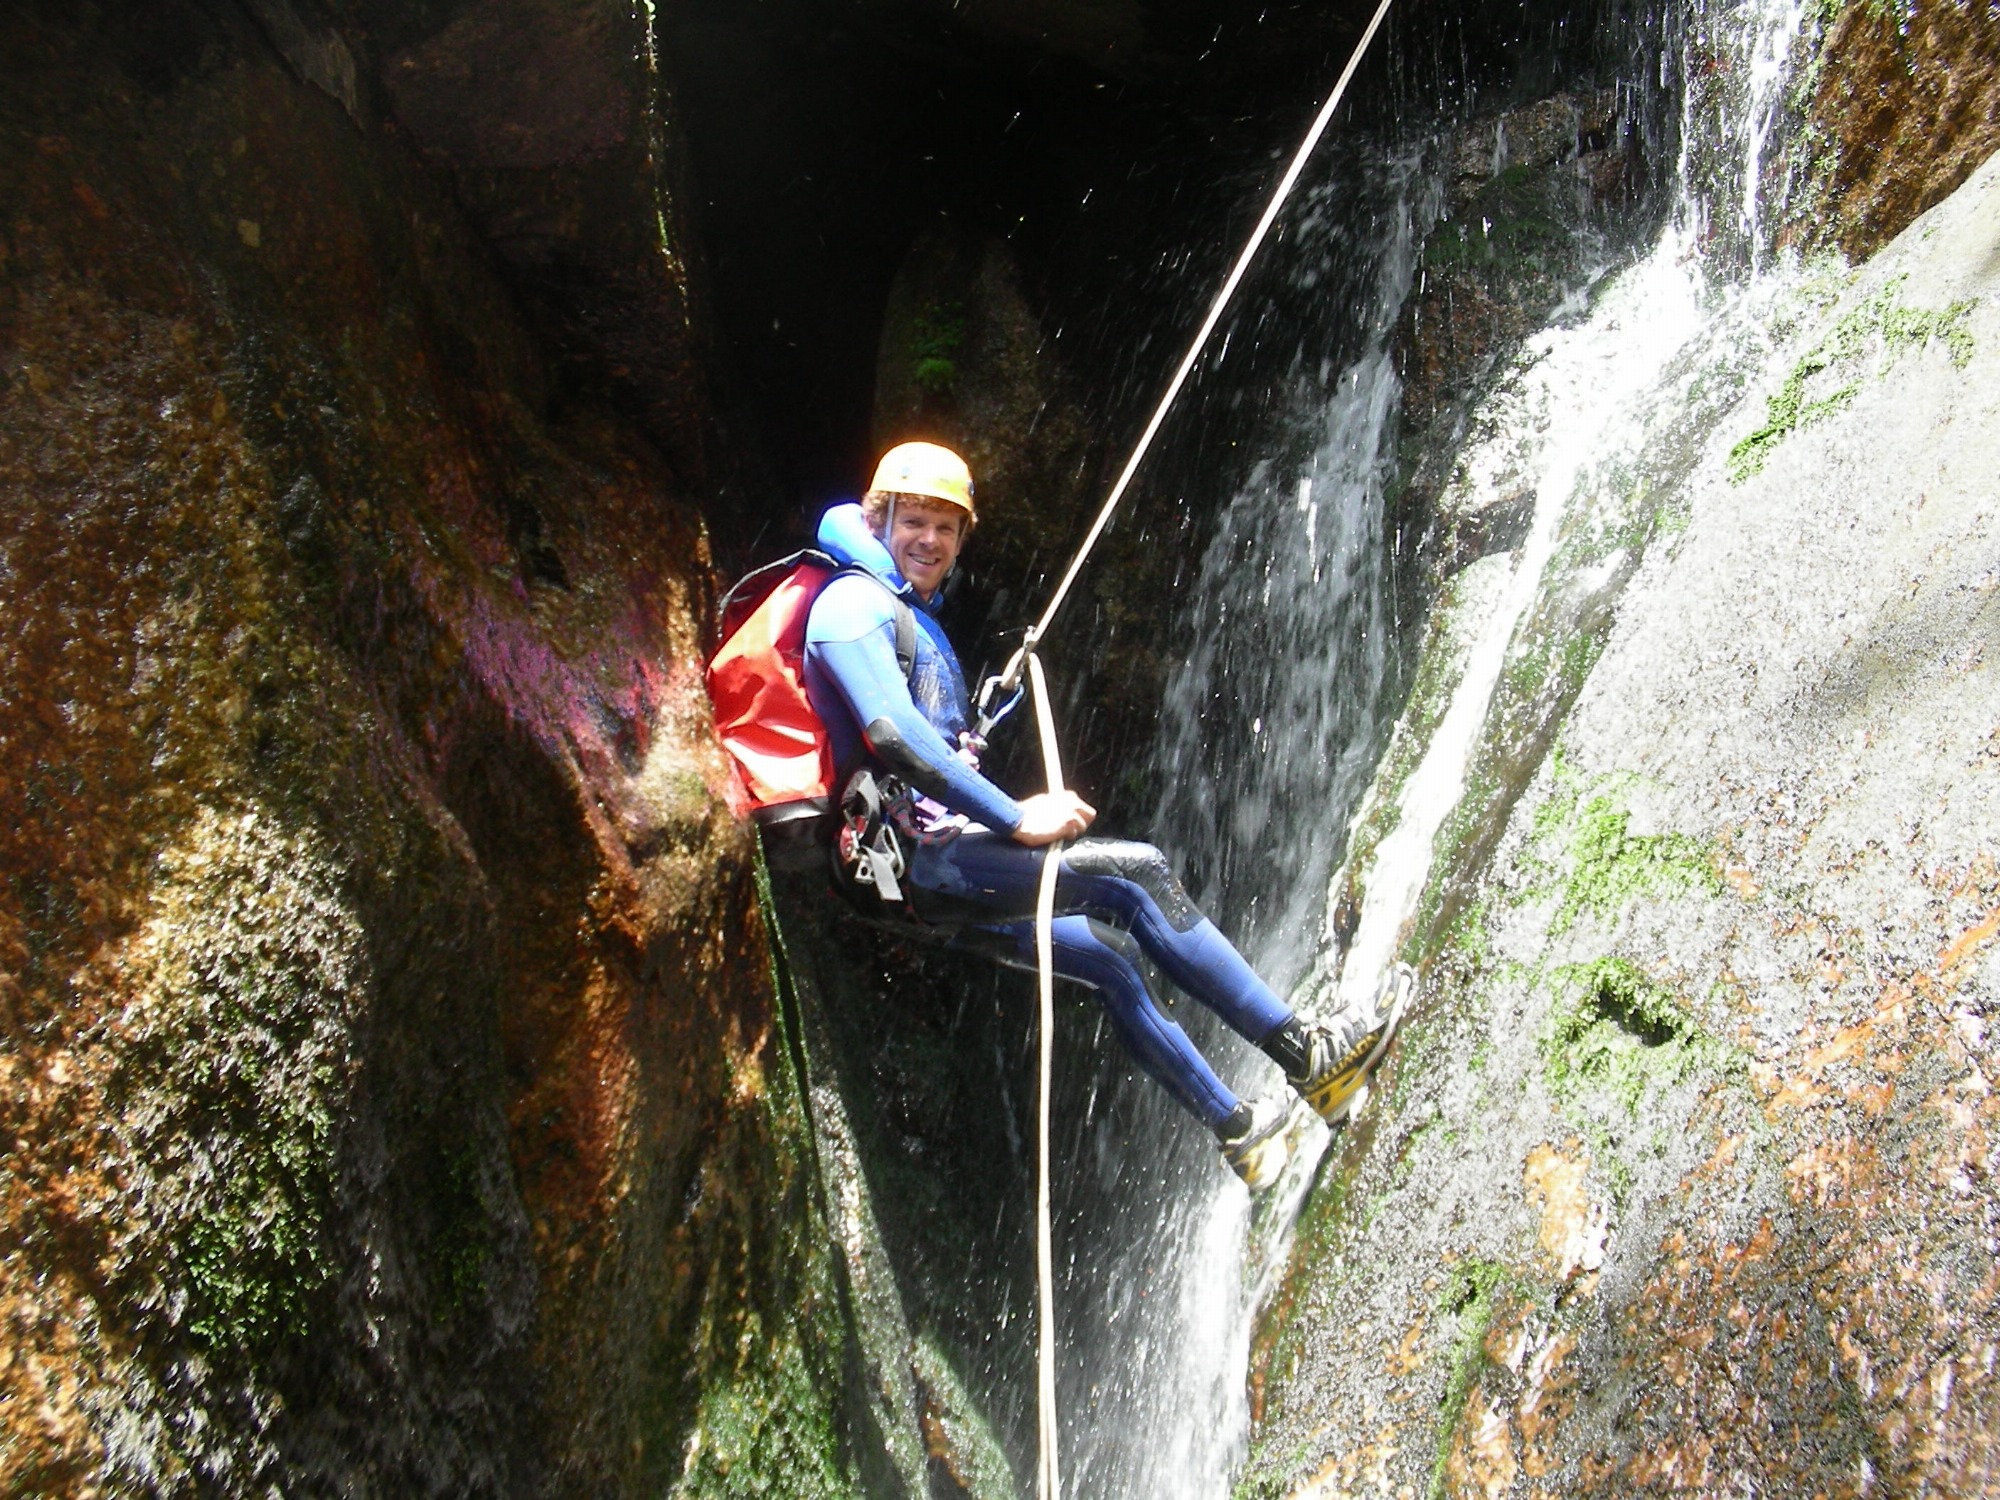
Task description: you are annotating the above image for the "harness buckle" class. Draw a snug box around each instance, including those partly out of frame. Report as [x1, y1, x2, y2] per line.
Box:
[837, 769, 909, 904]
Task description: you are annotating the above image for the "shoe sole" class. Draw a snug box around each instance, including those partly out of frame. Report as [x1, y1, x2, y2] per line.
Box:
[1317, 962, 1417, 1126]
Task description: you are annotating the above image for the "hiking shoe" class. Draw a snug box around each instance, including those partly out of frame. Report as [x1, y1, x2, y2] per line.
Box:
[1217, 1097, 1293, 1191]
[1288, 962, 1417, 1125]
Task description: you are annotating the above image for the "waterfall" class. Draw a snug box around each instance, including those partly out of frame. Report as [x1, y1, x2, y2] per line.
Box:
[1152, 152, 1431, 989]
[1050, 0, 1815, 1489]
[1050, 151, 1430, 1500]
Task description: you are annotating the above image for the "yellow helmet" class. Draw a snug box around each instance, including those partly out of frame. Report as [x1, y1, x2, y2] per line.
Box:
[869, 441, 976, 520]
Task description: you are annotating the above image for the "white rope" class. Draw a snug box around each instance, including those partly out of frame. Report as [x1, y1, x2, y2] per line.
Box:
[1028, 652, 1065, 1500]
[1006, 14, 1399, 1487]
[992, 0, 1398, 698]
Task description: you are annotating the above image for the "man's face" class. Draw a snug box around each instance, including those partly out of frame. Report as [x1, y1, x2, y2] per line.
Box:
[879, 499, 968, 600]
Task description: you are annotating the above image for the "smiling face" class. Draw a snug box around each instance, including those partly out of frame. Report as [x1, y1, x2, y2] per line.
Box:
[875, 496, 968, 600]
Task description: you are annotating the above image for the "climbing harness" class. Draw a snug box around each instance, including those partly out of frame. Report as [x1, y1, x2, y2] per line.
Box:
[1004, 3, 1400, 1490]
[835, 769, 908, 904]
[833, 768, 911, 905]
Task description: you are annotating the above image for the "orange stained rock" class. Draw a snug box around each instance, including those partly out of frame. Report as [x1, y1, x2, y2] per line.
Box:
[1523, 1141, 1608, 1280]
[1938, 905, 2000, 977]
[1851, 1079, 1897, 1116]
[1517, 1331, 1578, 1477]
[1722, 863, 1761, 898]
[1688, 1129, 1748, 1185]
[1952, 853, 2000, 893]
[1784, 1136, 1872, 1224]
[1759, 986, 1916, 1115]
[1442, 1395, 1518, 1500]
[1623, 1427, 1715, 1491]
[1386, 1316, 1428, 1377]
[1925, 1083, 1996, 1188]
[1483, 1300, 1535, 1373]
[0, 1286, 107, 1495]
[1293, 1420, 1402, 1499]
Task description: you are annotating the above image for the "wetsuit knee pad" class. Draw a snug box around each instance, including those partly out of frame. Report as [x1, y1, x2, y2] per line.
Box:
[1064, 840, 1202, 932]
[951, 916, 1142, 987]
[1081, 915, 1144, 965]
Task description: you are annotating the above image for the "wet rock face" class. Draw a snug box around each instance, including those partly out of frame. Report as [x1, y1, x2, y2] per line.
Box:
[1404, 88, 1636, 418]
[873, 224, 1095, 596]
[1799, 0, 2000, 261]
[0, 6, 841, 1494]
[869, 226, 1131, 776]
[1244, 145, 2000, 1499]
[1398, 88, 1651, 573]
[363, 0, 714, 481]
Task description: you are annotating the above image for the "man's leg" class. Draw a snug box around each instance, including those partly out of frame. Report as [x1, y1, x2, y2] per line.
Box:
[954, 913, 1293, 1187]
[915, 832, 1290, 1043]
[970, 914, 1242, 1130]
[913, 832, 1413, 1126]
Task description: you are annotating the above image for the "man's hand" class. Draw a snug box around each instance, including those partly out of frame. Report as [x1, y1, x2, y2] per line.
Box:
[1012, 789, 1097, 847]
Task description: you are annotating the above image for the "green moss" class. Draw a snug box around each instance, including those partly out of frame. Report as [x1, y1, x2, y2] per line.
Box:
[1426, 162, 1576, 279]
[911, 1333, 1016, 1499]
[120, 816, 361, 1360]
[1576, 1115, 1636, 1201]
[1501, 622, 1610, 725]
[1234, 1435, 1328, 1500]
[1538, 957, 1738, 1118]
[910, 302, 964, 396]
[1428, 1259, 1517, 1500]
[1558, 794, 1710, 929]
[1249, 1155, 1361, 1437]
[182, 1154, 330, 1349]
[639, 851, 867, 1500]
[426, 1141, 494, 1315]
[1349, 570, 1485, 863]
[677, 1311, 856, 1500]
[1730, 278, 1979, 481]
[1536, 785, 1717, 937]
[1449, 898, 1493, 972]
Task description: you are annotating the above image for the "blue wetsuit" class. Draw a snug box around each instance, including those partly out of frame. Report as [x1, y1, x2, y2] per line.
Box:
[803, 502, 1292, 1129]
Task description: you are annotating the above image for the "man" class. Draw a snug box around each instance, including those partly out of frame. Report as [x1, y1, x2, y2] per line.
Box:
[803, 440, 1412, 1188]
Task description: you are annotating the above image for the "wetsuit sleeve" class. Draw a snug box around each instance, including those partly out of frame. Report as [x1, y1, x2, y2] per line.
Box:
[811, 608, 1025, 834]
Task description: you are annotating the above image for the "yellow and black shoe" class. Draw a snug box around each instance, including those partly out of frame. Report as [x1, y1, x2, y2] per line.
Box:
[1216, 1097, 1294, 1191]
[1287, 962, 1416, 1125]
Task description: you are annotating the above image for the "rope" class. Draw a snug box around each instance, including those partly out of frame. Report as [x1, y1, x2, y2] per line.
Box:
[1004, 15, 1399, 1489]
[987, 0, 1399, 708]
[1027, 652, 1066, 1500]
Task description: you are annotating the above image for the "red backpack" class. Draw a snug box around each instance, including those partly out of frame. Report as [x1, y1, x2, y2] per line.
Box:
[706, 550, 915, 834]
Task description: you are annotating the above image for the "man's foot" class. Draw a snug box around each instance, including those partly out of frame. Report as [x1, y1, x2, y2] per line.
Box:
[1216, 1097, 1294, 1191]
[1288, 962, 1417, 1125]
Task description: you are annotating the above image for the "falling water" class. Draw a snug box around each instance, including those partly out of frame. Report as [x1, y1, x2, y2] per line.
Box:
[1050, 153, 1429, 1500]
[1334, 230, 1716, 1006]
[1153, 154, 1432, 986]
[1053, 0, 1815, 1490]
[1677, 0, 1813, 267]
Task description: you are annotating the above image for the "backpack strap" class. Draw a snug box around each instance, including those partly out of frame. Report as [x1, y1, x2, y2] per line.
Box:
[833, 563, 918, 682]
[717, 547, 839, 639]
[892, 597, 917, 680]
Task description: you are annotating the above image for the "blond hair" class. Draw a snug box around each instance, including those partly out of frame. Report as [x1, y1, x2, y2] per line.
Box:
[862, 489, 976, 533]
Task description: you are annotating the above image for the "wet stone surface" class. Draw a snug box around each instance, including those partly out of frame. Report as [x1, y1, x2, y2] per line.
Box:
[0, 6, 885, 1495]
[1244, 138, 2000, 1499]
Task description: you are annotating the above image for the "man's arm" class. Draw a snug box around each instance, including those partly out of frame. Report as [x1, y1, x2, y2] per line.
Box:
[810, 587, 1027, 832]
